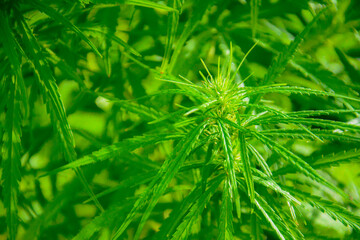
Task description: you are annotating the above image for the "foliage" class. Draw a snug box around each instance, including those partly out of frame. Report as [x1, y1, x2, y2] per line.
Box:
[1, 0, 360, 239]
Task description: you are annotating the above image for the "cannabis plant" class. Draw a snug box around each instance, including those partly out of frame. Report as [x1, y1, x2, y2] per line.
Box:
[1, 0, 360, 239]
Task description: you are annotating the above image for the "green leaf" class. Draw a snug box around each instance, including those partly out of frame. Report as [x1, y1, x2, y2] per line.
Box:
[254, 117, 360, 132]
[112, 120, 209, 240]
[217, 119, 241, 218]
[260, 129, 360, 142]
[90, 0, 177, 12]
[201, 142, 214, 192]
[251, 131, 347, 199]
[312, 149, 360, 169]
[287, 188, 360, 231]
[86, 90, 165, 121]
[262, 8, 326, 86]
[39, 133, 182, 177]
[218, 179, 234, 240]
[250, 0, 260, 38]
[239, 133, 255, 206]
[73, 202, 134, 240]
[252, 170, 299, 204]
[32, 0, 102, 57]
[83, 171, 156, 204]
[250, 213, 262, 240]
[248, 144, 272, 177]
[271, 109, 360, 119]
[335, 47, 360, 84]
[81, 27, 141, 57]
[168, 0, 219, 72]
[25, 176, 96, 239]
[125, 0, 177, 12]
[171, 175, 223, 240]
[246, 7, 327, 112]
[155, 183, 204, 239]
[0, 10, 28, 117]
[241, 86, 360, 103]
[254, 193, 300, 240]
[46, 48, 86, 88]
[160, 0, 179, 73]
[274, 148, 360, 176]
[291, 58, 358, 112]
[0, 70, 10, 111]
[0, 11, 24, 240]
[17, 15, 104, 211]
[1, 77, 22, 240]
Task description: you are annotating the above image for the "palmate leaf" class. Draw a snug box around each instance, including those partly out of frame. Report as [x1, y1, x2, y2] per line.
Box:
[254, 117, 360, 132]
[1, 78, 22, 240]
[223, 120, 340, 195]
[248, 144, 272, 177]
[168, 0, 220, 72]
[112, 120, 209, 240]
[80, 27, 141, 57]
[31, 0, 102, 58]
[0, 10, 28, 117]
[155, 181, 204, 240]
[25, 173, 93, 239]
[255, 198, 286, 240]
[241, 86, 360, 103]
[171, 175, 223, 240]
[240, 103, 288, 119]
[245, 107, 360, 133]
[133, 121, 210, 240]
[246, 108, 360, 132]
[148, 108, 188, 125]
[251, 131, 347, 199]
[291, 58, 356, 95]
[201, 142, 214, 193]
[239, 133, 255, 206]
[267, 109, 360, 119]
[287, 188, 360, 231]
[0, 10, 26, 240]
[262, 8, 326, 86]
[243, 108, 360, 128]
[262, 190, 305, 240]
[254, 193, 302, 240]
[260, 129, 360, 142]
[132, 74, 208, 103]
[17, 14, 104, 211]
[291, 57, 358, 112]
[83, 171, 156, 204]
[86, 90, 165, 121]
[154, 174, 224, 240]
[247, 7, 327, 112]
[73, 201, 135, 240]
[312, 149, 360, 169]
[39, 133, 182, 177]
[2, 0, 360, 238]
[274, 148, 360, 176]
[252, 170, 299, 204]
[17, 16, 74, 149]
[218, 179, 234, 240]
[217, 119, 241, 218]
